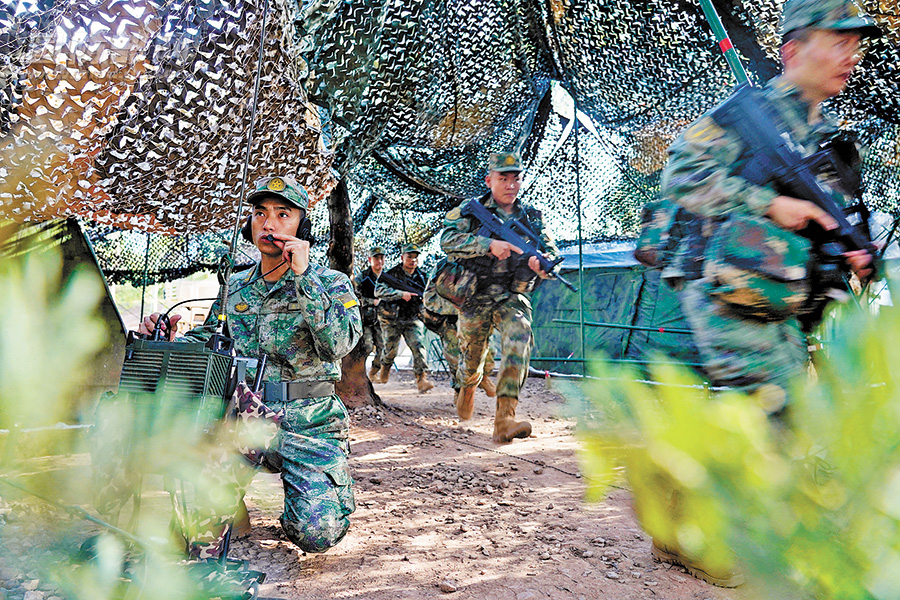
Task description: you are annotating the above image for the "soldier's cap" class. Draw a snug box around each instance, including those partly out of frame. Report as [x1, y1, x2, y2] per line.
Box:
[781, 0, 881, 39]
[247, 176, 309, 212]
[369, 246, 385, 257]
[488, 151, 523, 173]
[401, 243, 421, 255]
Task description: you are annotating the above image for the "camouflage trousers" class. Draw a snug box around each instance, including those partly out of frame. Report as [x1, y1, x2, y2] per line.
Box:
[380, 318, 428, 375]
[457, 293, 532, 399]
[679, 278, 808, 412]
[92, 387, 355, 558]
[361, 313, 385, 370]
[437, 318, 495, 390]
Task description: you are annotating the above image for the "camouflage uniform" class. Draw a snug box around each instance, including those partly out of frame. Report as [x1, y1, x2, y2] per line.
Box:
[423, 261, 495, 390]
[440, 193, 557, 399]
[661, 76, 861, 408]
[180, 260, 362, 555]
[375, 263, 429, 377]
[355, 265, 385, 372]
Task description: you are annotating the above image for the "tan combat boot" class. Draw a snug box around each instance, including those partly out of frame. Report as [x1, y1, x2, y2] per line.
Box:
[368, 365, 379, 380]
[492, 396, 531, 443]
[455, 387, 475, 420]
[377, 365, 391, 384]
[416, 373, 435, 393]
[478, 375, 497, 397]
[651, 538, 743, 588]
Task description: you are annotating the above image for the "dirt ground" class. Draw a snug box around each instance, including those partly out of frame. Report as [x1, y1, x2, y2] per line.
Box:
[0, 370, 743, 600]
[229, 371, 741, 600]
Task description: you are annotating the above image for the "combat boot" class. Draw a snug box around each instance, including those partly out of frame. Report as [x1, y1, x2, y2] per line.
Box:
[377, 365, 391, 384]
[492, 396, 531, 443]
[368, 365, 379, 380]
[478, 375, 497, 397]
[416, 373, 435, 393]
[455, 386, 475, 420]
[651, 538, 743, 588]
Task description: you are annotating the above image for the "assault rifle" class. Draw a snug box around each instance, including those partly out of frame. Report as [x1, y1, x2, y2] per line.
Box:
[710, 85, 878, 279]
[378, 270, 425, 296]
[460, 199, 577, 292]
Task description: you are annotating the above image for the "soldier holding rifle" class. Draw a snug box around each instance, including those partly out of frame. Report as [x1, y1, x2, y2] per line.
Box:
[440, 151, 559, 443]
[654, 0, 881, 586]
[374, 243, 435, 393]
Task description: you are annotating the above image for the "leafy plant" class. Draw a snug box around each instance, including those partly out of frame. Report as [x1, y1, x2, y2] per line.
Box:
[573, 304, 900, 599]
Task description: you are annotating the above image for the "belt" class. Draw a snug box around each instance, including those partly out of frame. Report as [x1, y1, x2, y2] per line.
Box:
[262, 380, 335, 402]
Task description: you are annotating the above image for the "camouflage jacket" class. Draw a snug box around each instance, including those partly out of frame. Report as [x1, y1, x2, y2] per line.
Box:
[660, 75, 855, 283]
[375, 264, 426, 322]
[440, 192, 558, 304]
[184, 262, 362, 383]
[423, 258, 457, 317]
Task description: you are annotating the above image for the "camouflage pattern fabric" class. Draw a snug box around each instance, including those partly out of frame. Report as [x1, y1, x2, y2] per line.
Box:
[660, 76, 852, 401]
[679, 279, 806, 414]
[440, 193, 558, 306]
[178, 260, 361, 555]
[702, 213, 812, 321]
[457, 294, 533, 399]
[424, 261, 493, 389]
[441, 195, 553, 399]
[185, 261, 362, 382]
[376, 263, 429, 375]
[379, 318, 429, 376]
[356, 266, 385, 370]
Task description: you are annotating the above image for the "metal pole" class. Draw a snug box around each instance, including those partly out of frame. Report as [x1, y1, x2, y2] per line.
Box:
[218, 0, 270, 333]
[573, 95, 586, 377]
[696, 0, 750, 86]
[139, 231, 150, 321]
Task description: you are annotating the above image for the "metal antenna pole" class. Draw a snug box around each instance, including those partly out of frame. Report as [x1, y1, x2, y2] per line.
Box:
[218, 0, 270, 333]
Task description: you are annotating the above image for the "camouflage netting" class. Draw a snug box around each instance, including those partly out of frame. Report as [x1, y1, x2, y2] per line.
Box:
[1, 0, 899, 282]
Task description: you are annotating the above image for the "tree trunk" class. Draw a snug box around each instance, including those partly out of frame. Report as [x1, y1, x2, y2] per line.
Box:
[328, 178, 382, 409]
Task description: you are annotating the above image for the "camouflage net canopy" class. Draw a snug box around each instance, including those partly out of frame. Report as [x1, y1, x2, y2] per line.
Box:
[1, 0, 899, 281]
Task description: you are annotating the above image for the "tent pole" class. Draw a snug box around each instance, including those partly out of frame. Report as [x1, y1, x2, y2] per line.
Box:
[574, 96, 586, 377]
[218, 0, 270, 334]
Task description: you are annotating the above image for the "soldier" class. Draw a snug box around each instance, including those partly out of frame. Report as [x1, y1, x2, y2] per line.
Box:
[137, 175, 362, 558]
[655, 0, 879, 586]
[375, 243, 435, 393]
[355, 246, 387, 381]
[440, 151, 558, 443]
[423, 257, 497, 400]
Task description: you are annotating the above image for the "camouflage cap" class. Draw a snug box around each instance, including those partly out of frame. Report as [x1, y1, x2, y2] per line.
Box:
[781, 0, 881, 38]
[401, 243, 421, 255]
[369, 246, 385, 257]
[247, 176, 309, 211]
[488, 151, 523, 173]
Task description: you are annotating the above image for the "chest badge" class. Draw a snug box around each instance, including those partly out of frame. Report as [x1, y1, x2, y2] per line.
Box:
[235, 302, 250, 313]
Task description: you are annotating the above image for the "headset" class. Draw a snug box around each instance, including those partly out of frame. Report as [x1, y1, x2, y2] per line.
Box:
[241, 207, 315, 245]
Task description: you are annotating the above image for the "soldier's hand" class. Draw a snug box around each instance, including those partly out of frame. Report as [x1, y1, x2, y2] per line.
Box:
[844, 249, 874, 280]
[489, 240, 523, 261]
[138, 312, 181, 340]
[766, 196, 838, 232]
[401, 291, 418, 301]
[528, 255, 550, 279]
[271, 234, 310, 276]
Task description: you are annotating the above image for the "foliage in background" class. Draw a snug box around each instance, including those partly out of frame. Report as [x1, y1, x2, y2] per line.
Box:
[0, 226, 263, 599]
[573, 304, 900, 599]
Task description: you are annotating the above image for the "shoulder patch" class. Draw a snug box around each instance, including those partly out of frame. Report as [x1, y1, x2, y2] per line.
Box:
[338, 291, 358, 309]
[685, 115, 725, 144]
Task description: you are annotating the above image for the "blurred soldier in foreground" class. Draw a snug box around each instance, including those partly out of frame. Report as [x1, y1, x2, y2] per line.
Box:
[355, 246, 387, 381]
[656, 0, 880, 586]
[135, 176, 362, 557]
[440, 151, 558, 443]
[375, 243, 435, 393]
